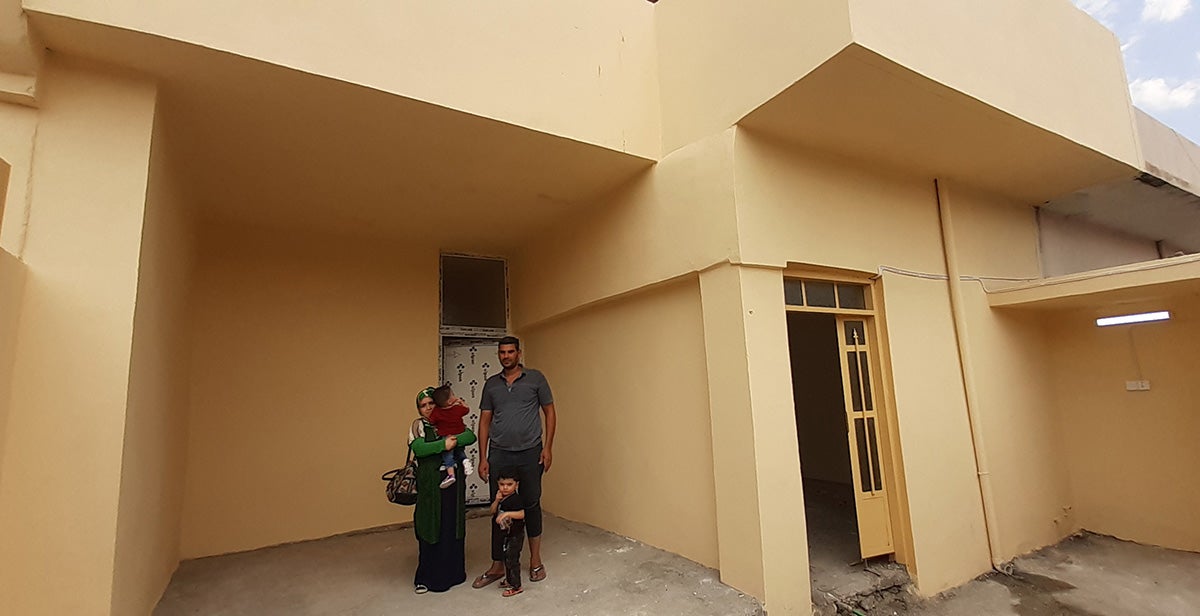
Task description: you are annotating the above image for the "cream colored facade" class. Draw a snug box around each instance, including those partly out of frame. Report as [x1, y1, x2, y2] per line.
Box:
[1, 2, 1197, 615]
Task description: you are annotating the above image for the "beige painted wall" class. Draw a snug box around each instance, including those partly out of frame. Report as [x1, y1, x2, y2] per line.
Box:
[25, 0, 662, 158]
[698, 264, 810, 613]
[787, 311, 852, 485]
[510, 129, 739, 329]
[0, 101, 37, 253]
[521, 277, 719, 568]
[655, 0, 851, 154]
[1039, 210, 1159, 278]
[848, 0, 1141, 170]
[1135, 109, 1200, 192]
[945, 184, 1079, 561]
[182, 225, 438, 558]
[0, 58, 156, 615]
[109, 117, 196, 615]
[0, 247, 24, 485]
[875, 274, 992, 592]
[0, 0, 40, 79]
[1049, 298, 1200, 553]
[733, 130, 1081, 593]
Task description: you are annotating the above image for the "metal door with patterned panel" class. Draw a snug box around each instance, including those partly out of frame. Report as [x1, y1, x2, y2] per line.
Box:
[837, 316, 895, 559]
[442, 340, 498, 505]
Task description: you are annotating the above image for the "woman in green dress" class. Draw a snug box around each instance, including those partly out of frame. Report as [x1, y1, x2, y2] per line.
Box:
[409, 387, 477, 593]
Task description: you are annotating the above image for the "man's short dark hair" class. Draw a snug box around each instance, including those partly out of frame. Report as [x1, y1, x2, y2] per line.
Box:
[497, 336, 520, 350]
[497, 467, 520, 482]
[431, 385, 453, 407]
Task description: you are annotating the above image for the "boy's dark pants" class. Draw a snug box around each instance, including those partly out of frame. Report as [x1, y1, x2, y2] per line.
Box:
[501, 526, 525, 590]
[488, 445, 543, 561]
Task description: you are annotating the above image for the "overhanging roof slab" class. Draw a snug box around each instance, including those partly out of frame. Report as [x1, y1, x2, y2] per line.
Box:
[740, 44, 1138, 204]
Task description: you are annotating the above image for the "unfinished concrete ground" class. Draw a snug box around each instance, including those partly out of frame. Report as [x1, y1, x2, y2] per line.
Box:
[156, 511, 1198, 616]
[836, 533, 1200, 616]
[804, 479, 911, 613]
[154, 512, 763, 616]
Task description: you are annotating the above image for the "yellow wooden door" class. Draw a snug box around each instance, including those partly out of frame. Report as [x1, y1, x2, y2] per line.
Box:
[836, 316, 894, 559]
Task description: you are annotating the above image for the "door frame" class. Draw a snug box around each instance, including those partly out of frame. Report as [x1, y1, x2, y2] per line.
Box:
[782, 265, 916, 569]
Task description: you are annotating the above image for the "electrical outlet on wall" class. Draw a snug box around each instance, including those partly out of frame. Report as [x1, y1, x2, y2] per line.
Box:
[1125, 380, 1151, 391]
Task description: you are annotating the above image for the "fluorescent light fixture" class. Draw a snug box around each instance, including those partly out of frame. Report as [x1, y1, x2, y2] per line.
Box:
[1095, 311, 1170, 327]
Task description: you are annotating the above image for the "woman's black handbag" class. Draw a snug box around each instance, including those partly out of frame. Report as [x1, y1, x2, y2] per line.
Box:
[382, 440, 419, 506]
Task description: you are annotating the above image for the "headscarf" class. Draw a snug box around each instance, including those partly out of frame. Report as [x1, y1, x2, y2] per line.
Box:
[415, 386, 435, 408]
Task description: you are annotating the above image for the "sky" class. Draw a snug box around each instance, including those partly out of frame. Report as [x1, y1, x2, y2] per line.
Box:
[1072, 0, 1200, 144]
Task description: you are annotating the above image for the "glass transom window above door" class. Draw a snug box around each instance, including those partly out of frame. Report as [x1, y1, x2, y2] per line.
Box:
[441, 254, 508, 337]
[784, 278, 869, 310]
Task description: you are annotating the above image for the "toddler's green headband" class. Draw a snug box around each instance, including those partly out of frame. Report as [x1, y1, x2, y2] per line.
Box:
[415, 387, 435, 407]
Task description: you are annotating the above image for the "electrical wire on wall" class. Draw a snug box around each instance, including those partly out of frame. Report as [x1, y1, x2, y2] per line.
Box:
[872, 265, 1038, 292]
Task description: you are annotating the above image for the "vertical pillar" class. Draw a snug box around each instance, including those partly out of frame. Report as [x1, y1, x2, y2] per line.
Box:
[0, 58, 157, 615]
[700, 263, 811, 615]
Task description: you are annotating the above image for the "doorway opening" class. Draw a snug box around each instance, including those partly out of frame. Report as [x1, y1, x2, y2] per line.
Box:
[439, 253, 509, 505]
[784, 277, 909, 600]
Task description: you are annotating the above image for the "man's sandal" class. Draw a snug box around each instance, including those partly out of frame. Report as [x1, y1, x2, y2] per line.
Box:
[503, 587, 524, 597]
[471, 571, 504, 589]
[529, 565, 547, 582]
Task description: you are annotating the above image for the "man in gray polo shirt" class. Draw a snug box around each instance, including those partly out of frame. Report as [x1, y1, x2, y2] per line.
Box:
[472, 336, 557, 587]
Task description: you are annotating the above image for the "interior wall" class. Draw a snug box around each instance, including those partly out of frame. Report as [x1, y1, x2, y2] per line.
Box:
[787, 311, 851, 485]
[1049, 298, 1200, 553]
[181, 225, 439, 558]
[520, 277, 719, 568]
[0, 58, 157, 615]
[110, 117, 196, 614]
[1038, 210, 1159, 277]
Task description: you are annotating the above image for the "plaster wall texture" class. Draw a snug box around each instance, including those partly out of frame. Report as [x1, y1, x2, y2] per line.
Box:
[847, 0, 1142, 170]
[510, 129, 739, 330]
[0, 101, 36, 253]
[875, 273, 993, 593]
[654, 0, 852, 154]
[0, 58, 156, 615]
[732, 130, 1080, 593]
[182, 226, 439, 559]
[24, 0, 662, 158]
[1135, 109, 1200, 192]
[944, 186, 1079, 562]
[109, 117, 196, 615]
[0, 248, 24, 486]
[1038, 211, 1160, 278]
[520, 277, 719, 569]
[699, 264, 809, 614]
[1050, 298, 1200, 553]
[0, 0, 39, 77]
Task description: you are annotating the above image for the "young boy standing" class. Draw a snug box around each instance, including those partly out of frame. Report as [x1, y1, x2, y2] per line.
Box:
[490, 468, 527, 597]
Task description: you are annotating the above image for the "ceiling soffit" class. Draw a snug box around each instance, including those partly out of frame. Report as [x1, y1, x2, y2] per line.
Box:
[739, 44, 1138, 205]
[27, 13, 654, 249]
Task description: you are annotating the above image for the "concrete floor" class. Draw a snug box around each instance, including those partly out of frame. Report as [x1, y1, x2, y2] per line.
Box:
[154, 512, 763, 616]
[155, 506, 1200, 616]
[804, 479, 911, 612]
[850, 533, 1200, 616]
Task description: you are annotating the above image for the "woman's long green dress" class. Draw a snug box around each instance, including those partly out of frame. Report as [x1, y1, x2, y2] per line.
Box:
[410, 420, 477, 592]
